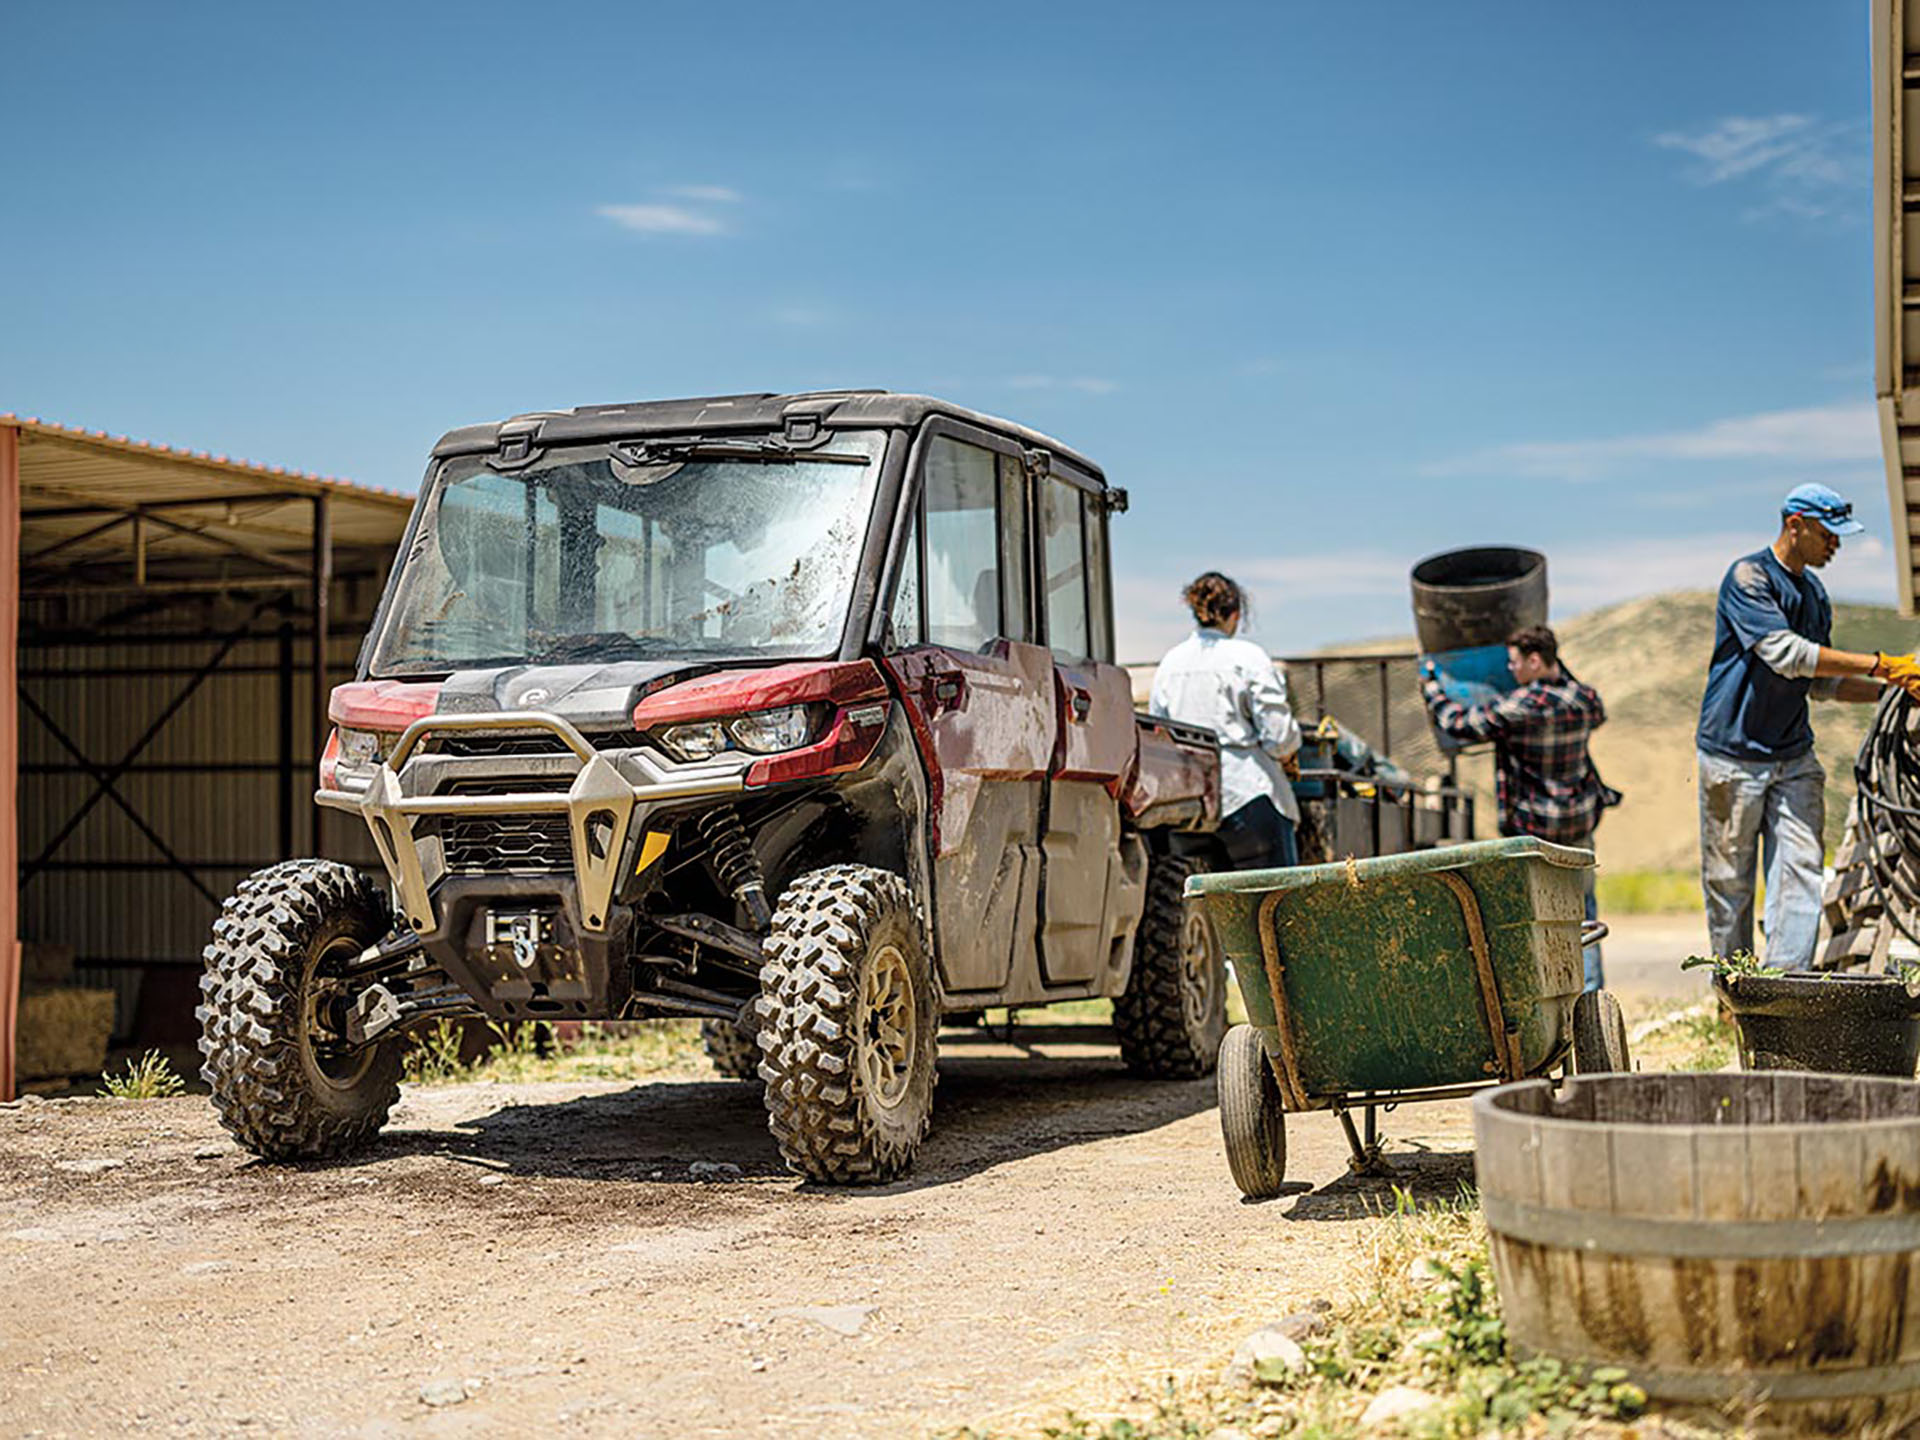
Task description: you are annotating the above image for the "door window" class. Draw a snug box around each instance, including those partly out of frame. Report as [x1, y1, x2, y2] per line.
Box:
[1041, 476, 1089, 661]
[997, 454, 1032, 643]
[923, 437, 1002, 650]
[1084, 499, 1112, 662]
[888, 510, 923, 648]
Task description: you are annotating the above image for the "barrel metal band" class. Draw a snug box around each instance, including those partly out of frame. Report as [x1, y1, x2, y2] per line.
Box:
[1486, 1193, 1920, 1259]
[1517, 1345, 1920, 1404]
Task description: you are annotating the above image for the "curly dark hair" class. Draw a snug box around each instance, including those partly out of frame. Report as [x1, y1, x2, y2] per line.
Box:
[1183, 572, 1245, 629]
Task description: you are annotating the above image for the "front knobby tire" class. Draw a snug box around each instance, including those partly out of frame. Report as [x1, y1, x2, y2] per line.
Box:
[1571, 988, 1632, 1074]
[700, 1018, 762, 1081]
[198, 858, 403, 1161]
[1218, 1024, 1288, 1199]
[1113, 853, 1226, 1079]
[756, 864, 937, 1184]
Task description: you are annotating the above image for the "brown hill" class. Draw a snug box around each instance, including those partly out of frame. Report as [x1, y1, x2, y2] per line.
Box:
[1496, 592, 1915, 871]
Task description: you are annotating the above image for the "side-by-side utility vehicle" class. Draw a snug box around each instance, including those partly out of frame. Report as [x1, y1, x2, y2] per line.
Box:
[198, 391, 1224, 1182]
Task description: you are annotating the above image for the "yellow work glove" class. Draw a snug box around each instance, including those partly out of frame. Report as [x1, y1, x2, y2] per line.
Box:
[1874, 652, 1920, 701]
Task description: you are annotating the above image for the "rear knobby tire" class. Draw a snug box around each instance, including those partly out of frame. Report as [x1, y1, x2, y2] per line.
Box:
[756, 864, 937, 1184]
[1113, 852, 1226, 1079]
[1218, 1023, 1288, 1199]
[1572, 988, 1631, 1074]
[198, 858, 403, 1161]
[700, 1018, 762, 1081]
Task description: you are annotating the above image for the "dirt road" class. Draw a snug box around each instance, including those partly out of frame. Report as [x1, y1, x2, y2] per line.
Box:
[0, 1026, 1477, 1439]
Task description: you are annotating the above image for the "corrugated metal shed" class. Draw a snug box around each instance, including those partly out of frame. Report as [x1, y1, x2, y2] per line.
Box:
[2, 416, 414, 1095]
[1876, 0, 1920, 612]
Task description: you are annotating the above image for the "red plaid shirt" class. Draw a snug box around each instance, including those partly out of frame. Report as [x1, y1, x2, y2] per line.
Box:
[1421, 674, 1621, 844]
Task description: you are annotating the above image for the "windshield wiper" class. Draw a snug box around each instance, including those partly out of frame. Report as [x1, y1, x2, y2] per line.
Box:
[526, 633, 759, 665]
[608, 437, 871, 466]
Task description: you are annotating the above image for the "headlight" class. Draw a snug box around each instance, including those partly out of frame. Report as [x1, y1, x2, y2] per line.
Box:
[657, 706, 815, 763]
[336, 727, 387, 765]
[658, 719, 731, 763]
[730, 705, 813, 754]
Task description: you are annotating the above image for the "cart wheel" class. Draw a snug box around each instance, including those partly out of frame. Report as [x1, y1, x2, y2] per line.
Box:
[1572, 989, 1631, 1073]
[1217, 1024, 1287, 1199]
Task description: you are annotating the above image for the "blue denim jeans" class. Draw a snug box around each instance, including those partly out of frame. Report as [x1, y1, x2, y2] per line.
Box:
[1697, 748, 1826, 971]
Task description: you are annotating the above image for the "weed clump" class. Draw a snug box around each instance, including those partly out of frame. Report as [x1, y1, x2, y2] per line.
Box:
[98, 1050, 186, 1099]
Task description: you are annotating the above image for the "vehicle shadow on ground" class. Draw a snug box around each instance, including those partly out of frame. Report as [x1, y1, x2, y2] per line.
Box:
[365, 1043, 1216, 1193]
[1283, 1147, 1478, 1222]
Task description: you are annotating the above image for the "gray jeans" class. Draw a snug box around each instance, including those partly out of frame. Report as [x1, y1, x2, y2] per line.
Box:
[1697, 748, 1826, 970]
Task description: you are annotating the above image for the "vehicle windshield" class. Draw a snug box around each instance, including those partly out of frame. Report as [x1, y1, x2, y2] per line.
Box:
[369, 432, 886, 675]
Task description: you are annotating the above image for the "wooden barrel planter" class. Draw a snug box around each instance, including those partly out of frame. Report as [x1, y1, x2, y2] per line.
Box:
[1475, 1072, 1920, 1436]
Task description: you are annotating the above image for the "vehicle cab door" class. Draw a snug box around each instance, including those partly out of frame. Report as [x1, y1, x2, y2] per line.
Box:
[1033, 460, 1144, 987]
[880, 427, 1053, 996]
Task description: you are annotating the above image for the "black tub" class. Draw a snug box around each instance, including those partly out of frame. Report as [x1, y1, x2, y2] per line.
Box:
[1716, 971, 1920, 1077]
[1409, 546, 1548, 654]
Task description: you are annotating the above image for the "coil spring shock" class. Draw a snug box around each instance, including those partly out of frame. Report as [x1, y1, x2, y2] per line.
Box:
[696, 805, 773, 930]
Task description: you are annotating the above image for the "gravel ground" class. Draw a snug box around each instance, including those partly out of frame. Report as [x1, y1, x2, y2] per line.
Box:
[0, 1026, 1476, 1439]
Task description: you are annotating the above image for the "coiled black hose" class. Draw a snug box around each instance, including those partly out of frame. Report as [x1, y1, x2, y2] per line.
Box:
[1852, 687, 1920, 948]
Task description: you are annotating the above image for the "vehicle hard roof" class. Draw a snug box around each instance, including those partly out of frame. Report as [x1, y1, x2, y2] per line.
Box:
[428, 390, 1106, 484]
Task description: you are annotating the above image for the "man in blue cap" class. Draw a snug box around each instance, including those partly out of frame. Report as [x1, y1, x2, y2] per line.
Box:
[1697, 483, 1920, 969]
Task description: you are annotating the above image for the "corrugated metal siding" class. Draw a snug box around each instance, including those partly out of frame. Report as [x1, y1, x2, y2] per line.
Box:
[1874, 0, 1920, 612]
[19, 593, 380, 996]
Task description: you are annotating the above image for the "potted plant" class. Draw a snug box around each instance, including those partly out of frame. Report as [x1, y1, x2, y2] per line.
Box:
[1683, 952, 1920, 1077]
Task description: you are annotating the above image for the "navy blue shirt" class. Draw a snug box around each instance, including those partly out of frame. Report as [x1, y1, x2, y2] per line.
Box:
[1696, 548, 1832, 762]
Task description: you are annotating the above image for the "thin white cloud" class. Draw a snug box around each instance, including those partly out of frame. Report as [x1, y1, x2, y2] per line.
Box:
[666, 184, 742, 203]
[596, 203, 728, 236]
[1005, 375, 1119, 395]
[1424, 401, 1879, 481]
[1653, 113, 1864, 222]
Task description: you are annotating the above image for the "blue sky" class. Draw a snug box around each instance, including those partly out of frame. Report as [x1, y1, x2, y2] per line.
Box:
[0, 2, 1891, 659]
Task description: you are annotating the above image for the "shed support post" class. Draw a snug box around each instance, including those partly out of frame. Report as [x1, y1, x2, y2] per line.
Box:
[310, 495, 331, 855]
[1, 426, 20, 1100]
[278, 617, 294, 858]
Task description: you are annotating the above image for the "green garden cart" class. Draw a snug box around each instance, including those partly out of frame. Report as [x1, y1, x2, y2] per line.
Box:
[1188, 837, 1625, 1199]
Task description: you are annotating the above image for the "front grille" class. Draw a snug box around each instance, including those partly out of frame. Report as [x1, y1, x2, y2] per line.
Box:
[443, 815, 573, 873]
[436, 730, 643, 757]
[445, 776, 571, 797]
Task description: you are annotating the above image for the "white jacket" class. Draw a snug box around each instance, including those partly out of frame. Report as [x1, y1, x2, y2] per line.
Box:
[1148, 628, 1302, 823]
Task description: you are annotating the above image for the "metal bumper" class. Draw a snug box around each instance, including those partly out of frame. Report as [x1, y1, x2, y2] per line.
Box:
[315, 710, 743, 935]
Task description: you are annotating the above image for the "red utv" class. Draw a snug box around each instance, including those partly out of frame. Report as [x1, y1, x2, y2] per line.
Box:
[198, 392, 1222, 1183]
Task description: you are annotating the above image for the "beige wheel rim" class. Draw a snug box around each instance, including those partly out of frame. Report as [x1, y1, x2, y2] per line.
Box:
[1179, 905, 1219, 1033]
[860, 942, 917, 1110]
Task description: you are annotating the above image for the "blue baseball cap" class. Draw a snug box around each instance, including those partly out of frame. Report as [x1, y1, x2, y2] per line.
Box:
[1782, 482, 1866, 536]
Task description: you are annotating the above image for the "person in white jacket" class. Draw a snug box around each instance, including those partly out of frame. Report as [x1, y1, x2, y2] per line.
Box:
[1149, 572, 1303, 869]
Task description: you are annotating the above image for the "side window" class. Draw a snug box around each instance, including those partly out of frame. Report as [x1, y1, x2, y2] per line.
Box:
[1084, 497, 1112, 662]
[923, 437, 1001, 650]
[996, 454, 1032, 643]
[1040, 476, 1089, 661]
[888, 509, 923, 648]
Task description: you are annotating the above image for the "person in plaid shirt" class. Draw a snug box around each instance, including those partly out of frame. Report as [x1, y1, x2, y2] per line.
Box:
[1420, 625, 1619, 989]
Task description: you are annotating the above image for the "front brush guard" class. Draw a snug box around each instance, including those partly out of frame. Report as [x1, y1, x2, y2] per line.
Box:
[315, 711, 744, 936]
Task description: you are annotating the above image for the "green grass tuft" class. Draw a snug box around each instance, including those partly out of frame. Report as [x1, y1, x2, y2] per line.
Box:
[98, 1050, 186, 1099]
[1594, 868, 1701, 915]
[402, 1019, 705, 1086]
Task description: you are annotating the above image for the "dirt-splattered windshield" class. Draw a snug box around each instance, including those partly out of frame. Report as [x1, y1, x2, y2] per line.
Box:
[369, 433, 885, 675]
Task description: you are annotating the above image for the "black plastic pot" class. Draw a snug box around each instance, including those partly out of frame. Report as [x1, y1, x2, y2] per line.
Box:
[1409, 546, 1548, 654]
[1715, 972, 1920, 1077]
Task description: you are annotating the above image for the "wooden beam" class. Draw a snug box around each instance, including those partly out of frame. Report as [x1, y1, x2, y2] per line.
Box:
[1, 426, 19, 1100]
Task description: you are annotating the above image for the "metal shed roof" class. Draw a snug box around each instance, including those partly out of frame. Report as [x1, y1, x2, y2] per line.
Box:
[6, 415, 412, 590]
